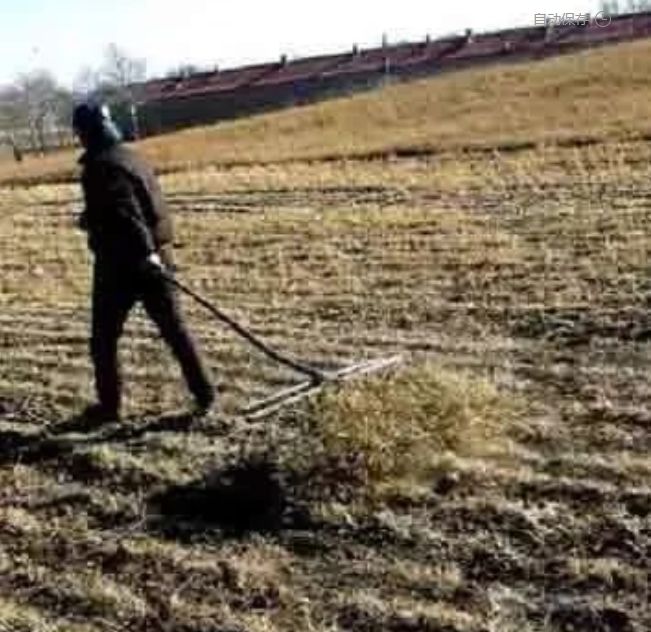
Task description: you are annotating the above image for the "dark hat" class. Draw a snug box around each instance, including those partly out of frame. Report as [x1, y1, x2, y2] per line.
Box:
[72, 101, 122, 149]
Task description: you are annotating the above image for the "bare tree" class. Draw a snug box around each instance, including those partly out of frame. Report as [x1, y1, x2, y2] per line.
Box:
[99, 44, 147, 101]
[74, 65, 101, 97]
[70, 45, 148, 142]
[73, 45, 147, 103]
[0, 86, 21, 131]
[0, 87, 24, 157]
[1, 71, 73, 153]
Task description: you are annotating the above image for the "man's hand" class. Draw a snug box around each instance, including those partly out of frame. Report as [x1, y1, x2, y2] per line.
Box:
[148, 252, 164, 269]
[141, 252, 166, 277]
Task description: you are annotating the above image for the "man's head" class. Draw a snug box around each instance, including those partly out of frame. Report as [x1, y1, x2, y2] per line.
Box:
[72, 102, 122, 151]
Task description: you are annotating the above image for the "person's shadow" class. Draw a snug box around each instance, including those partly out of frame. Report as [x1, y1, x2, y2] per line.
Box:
[147, 456, 300, 539]
[0, 409, 226, 468]
[0, 409, 310, 539]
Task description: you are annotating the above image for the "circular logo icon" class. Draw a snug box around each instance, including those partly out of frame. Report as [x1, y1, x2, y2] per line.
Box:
[595, 11, 612, 28]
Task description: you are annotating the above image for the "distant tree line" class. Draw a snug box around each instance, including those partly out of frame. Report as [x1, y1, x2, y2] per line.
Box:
[0, 44, 147, 157]
[0, 71, 71, 156]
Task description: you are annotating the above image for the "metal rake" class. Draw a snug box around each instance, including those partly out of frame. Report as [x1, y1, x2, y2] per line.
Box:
[164, 272, 402, 419]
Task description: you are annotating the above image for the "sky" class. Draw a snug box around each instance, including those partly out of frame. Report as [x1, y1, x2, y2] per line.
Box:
[0, 0, 604, 87]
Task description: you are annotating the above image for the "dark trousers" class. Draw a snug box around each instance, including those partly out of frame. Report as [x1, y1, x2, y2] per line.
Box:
[91, 261, 214, 413]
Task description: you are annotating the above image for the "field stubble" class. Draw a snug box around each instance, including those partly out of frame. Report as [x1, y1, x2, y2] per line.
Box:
[0, 141, 648, 631]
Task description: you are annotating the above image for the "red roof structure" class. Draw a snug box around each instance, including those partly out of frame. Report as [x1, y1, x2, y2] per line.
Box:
[128, 11, 651, 136]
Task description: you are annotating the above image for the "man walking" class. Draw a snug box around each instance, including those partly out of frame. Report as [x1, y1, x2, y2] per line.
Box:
[73, 102, 215, 421]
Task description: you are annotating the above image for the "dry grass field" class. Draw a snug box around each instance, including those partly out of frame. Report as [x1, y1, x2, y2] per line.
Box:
[0, 41, 649, 632]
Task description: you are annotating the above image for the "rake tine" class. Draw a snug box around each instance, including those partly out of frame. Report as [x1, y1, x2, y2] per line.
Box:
[241, 356, 401, 415]
[241, 355, 402, 420]
[241, 380, 316, 415]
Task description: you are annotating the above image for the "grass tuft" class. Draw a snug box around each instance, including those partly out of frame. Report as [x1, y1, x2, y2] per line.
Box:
[305, 363, 517, 491]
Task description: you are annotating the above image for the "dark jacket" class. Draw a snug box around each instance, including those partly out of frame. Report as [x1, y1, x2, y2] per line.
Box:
[79, 144, 173, 264]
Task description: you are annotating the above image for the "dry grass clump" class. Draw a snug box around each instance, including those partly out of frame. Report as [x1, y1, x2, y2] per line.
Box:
[305, 363, 517, 490]
[0, 598, 93, 632]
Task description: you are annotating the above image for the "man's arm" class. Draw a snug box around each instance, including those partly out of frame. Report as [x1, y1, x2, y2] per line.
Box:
[93, 163, 157, 260]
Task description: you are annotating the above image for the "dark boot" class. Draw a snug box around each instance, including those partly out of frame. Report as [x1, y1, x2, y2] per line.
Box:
[80, 402, 121, 423]
[193, 389, 217, 417]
